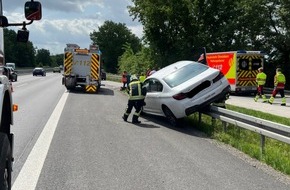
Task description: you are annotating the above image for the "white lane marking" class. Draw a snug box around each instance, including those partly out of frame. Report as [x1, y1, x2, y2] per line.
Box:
[12, 92, 69, 190]
[14, 83, 28, 88]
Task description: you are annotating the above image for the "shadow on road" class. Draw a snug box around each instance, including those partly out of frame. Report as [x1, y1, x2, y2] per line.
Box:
[66, 86, 115, 96]
[141, 113, 208, 138]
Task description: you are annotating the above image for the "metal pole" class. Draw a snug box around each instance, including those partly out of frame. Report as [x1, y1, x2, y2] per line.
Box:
[198, 112, 202, 125]
[260, 135, 265, 157]
[222, 121, 227, 132]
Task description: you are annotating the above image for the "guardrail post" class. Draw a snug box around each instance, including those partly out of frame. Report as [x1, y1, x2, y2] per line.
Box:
[260, 135, 265, 157]
[211, 117, 216, 127]
[198, 112, 202, 125]
[222, 121, 227, 132]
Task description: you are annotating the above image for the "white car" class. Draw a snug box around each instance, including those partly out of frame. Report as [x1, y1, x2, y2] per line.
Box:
[142, 60, 230, 126]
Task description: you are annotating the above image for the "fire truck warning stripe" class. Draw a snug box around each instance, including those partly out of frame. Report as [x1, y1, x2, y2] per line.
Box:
[91, 54, 99, 79]
[64, 52, 73, 75]
[86, 85, 97, 92]
[239, 55, 263, 59]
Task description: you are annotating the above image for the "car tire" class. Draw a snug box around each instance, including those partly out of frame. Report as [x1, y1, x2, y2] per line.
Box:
[0, 134, 12, 190]
[163, 106, 179, 127]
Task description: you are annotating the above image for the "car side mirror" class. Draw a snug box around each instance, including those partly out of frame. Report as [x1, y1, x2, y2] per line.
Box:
[17, 29, 30, 43]
[25, 1, 42, 20]
[0, 16, 9, 27]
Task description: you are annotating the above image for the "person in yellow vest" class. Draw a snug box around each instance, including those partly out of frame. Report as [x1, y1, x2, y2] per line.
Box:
[254, 67, 267, 102]
[268, 68, 286, 106]
[122, 75, 147, 124]
[139, 73, 146, 83]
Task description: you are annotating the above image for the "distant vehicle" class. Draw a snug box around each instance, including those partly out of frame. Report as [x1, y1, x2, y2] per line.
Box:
[6, 67, 17, 82]
[101, 69, 106, 80]
[6, 62, 15, 70]
[142, 60, 230, 126]
[53, 66, 61, 73]
[5, 63, 17, 81]
[33, 67, 46, 76]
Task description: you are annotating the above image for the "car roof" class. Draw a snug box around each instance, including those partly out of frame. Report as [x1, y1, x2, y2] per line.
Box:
[147, 60, 205, 79]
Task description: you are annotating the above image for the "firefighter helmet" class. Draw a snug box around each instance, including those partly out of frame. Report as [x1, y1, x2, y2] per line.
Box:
[130, 75, 138, 81]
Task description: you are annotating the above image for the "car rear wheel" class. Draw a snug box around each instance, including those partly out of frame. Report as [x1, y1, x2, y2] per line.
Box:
[163, 106, 179, 127]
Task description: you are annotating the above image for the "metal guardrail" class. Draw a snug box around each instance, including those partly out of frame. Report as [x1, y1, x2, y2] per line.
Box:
[200, 105, 290, 156]
[16, 68, 54, 75]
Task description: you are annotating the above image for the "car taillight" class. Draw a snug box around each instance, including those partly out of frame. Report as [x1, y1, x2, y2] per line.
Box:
[173, 93, 187, 100]
[213, 71, 224, 83]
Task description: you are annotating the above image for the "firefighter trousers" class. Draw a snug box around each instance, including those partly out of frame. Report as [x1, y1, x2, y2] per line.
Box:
[123, 99, 144, 122]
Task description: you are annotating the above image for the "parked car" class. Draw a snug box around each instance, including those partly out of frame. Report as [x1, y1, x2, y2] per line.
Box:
[6, 67, 17, 82]
[53, 66, 61, 73]
[142, 60, 230, 127]
[2, 66, 17, 82]
[101, 69, 106, 80]
[33, 67, 46, 76]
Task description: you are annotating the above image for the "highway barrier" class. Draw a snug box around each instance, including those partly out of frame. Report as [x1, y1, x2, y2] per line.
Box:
[200, 105, 290, 157]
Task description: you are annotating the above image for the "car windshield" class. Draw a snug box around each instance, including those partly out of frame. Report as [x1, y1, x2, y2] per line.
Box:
[163, 63, 209, 88]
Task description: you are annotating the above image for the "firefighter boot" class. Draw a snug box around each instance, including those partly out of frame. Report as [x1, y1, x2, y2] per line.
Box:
[254, 95, 259, 102]
[132, 115, 141, 124]
[262, 95, 267, 103]
[281, 97, 286, 106]
[268, 96, 274, 105]
[122, 114, 128, 122]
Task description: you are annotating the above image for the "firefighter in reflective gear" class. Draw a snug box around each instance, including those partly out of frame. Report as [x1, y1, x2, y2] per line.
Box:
[139, 74, 146, 83]
[254, 67, 267, 102]
[268, 68, 286, 106]
[122, 75, 147, 124]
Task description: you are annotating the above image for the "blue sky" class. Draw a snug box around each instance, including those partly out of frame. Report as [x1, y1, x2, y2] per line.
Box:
[3, 0, 143, 55]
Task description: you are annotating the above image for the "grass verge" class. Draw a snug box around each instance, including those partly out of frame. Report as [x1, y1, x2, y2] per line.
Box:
[187, 104, 290, 176]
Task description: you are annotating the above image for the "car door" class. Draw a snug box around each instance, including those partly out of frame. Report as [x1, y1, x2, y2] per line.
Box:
[143, 78, 164, 116]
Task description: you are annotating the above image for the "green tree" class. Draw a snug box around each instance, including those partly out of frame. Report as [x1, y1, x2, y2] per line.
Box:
[118, 44, 155, 75]
[129, 0, 290, 88]
[129, 0, 244, 66]
[50, 54, 64, 67]
[36, 48, 51, 67]
[90, 20, 141, 73]
[4, 28, 35, 67]
[236, 0, 290, 88]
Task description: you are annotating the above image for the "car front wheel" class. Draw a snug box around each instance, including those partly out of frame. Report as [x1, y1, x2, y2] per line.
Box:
[163, 106, 179, 127]
[0, 134, 12, 190]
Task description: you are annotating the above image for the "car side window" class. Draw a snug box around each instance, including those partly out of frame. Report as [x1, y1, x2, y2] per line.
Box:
[144, 79, 163, 92]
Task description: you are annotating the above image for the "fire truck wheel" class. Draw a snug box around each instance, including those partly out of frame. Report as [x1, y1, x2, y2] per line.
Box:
[0, 134, 12, 190]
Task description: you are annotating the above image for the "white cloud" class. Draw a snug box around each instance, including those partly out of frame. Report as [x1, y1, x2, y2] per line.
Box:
[2, 0, 143, 55]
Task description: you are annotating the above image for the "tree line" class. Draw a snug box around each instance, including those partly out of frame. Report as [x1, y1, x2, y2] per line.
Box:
[93, 0, 290, 89]
[4, 0, 290, 89]
[4, 28, 62, 68]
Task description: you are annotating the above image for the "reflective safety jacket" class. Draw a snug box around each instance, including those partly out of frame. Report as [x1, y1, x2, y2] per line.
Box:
[128, 80, 146, 100]
[274, 71, 286, 89]
[139, 75, 146, 83]
[256, 72, 267, 86]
